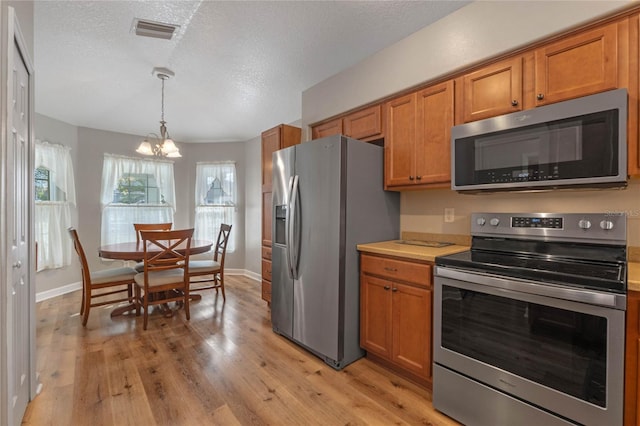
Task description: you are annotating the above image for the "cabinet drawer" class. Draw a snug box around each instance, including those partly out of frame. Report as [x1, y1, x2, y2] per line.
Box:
[262, 259, 272, 281]
[262, 245, 272, 261]
[344, 104, 383, 140]
[262, 280, 272, 303]
[361, 254, 431, 287]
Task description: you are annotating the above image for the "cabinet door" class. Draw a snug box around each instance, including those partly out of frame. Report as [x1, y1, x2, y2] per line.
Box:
[360, 274, 393, 358]
[461, 57, 523, 122]
[344, 105, 383, 141]
[385, 93, 417, 188]
[625, 291, 640, 425]
[535, 23, 618, 105]
[262, 127, 281, 192]
[416, 81, 454, 185]
[312, 118, 342, 140]
[391, 283, 432, 379]
[262, 191, 272, 246]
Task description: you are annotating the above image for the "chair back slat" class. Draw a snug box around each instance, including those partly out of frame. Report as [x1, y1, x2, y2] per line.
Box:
[134, 222, 173, 245]
[140, 228, 194, 274]
[214, 224, 232, 265]
[68, 227, 91, 283]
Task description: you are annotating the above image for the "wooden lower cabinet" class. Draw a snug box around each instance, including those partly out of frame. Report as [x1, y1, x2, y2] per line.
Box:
[625, 290, 640, 425]
[360, 253, 433, 385]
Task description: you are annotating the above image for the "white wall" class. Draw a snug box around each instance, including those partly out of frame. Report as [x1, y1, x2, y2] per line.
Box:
[244, 135, 262, 277]
[301, 1, 640, 244]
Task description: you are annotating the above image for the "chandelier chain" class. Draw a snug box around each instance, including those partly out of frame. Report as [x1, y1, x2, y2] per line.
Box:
[161, 77, 165, 124]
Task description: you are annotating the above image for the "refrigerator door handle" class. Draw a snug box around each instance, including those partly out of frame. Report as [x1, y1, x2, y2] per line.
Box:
[289, 175, 300, 279]
[285, 175, 295, 279]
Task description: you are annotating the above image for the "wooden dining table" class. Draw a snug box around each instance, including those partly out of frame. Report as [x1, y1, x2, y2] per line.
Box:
[98, 239, 213, 261]
[98, 239, 213, 317]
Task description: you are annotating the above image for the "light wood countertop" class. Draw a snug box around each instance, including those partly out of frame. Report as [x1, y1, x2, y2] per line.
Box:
[357, 240, 469, 263]
[629, 262, 640, 292]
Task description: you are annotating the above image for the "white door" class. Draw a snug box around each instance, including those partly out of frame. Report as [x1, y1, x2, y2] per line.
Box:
[4, 8, 34, 425]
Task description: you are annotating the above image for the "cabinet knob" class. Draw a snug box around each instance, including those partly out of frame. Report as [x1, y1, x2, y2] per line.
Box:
[511, 100, 519, 106]
[392, 288, 398, 292]
[416, 175, 422, 180]
[537, 93, 544, 100]
[384, 285, 391, 290]
[409, 175, 415, 181]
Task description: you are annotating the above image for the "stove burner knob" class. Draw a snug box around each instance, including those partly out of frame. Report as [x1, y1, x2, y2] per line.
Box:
[600, 220, 614, 230]
[476, 218, 486, 226]
[489, 218, 500, 226]
[578, 219, 592, 229]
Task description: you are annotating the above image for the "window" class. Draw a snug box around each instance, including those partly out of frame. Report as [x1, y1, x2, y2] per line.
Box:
[34, 140, 76, 271]
[100, 154, 175, 245]
[35, 167, 51, 201]
[194, 162, 236, 252]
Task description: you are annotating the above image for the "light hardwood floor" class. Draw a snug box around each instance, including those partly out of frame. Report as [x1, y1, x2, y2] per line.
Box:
[22, 275, 460, 425]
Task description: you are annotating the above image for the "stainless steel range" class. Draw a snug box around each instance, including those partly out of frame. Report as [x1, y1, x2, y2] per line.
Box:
[434, 213, 626, 426]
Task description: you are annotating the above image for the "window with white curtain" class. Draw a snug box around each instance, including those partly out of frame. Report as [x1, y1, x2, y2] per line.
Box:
[35, 140, 76, 271]
[100, 154, 175, 245]
[194, 162, 236, 252]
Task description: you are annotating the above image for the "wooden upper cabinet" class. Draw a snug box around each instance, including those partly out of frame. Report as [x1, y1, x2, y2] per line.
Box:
[343, 104, 383, 140]
[311, 117, 342, 140]
[385, 80, 454, 189]
[261, 127, 281, 193]
[385, 93, 417, 188]
[535, 22, 618, 106]
[416, 81, 454, 185]
[261, 125, 301, 193]
[311, 104, 383, 142]
[460, 56, 523, 122]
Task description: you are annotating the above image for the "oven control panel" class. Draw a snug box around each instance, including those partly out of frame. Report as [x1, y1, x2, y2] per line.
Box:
[471, 212, 626, 244]
[511, 216, 563, 229]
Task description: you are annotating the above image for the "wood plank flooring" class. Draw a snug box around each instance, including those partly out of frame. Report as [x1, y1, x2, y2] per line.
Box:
[22, 275, 460, 425]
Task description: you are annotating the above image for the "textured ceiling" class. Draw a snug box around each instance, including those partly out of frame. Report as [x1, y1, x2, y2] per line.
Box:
[35, 1, 469, 143]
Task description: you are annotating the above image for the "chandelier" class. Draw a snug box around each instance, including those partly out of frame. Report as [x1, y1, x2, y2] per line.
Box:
[136, 67, 181, 158]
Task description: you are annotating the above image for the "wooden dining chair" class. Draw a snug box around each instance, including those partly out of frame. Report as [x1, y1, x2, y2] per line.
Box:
[133, 222, 172, 272]
[134, 228, 194, 330]
[187, 224, 232, 300]
[68, 228, 137, 326]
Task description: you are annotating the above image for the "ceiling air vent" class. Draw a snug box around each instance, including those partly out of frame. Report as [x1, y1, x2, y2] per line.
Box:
[132, 18, 179, 40]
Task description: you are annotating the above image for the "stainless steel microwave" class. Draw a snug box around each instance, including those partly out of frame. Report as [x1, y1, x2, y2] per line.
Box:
[451, 88, 628, 193]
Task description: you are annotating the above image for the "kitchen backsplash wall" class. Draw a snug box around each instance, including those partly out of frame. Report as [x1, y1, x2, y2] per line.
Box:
[401, 178, 640, 246]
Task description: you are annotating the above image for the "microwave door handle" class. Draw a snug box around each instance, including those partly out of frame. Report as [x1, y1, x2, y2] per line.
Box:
[289, 175, 300, 279]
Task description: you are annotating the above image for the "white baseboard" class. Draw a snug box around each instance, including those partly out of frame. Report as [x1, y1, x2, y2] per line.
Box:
[35, 270, 261, 302]
[36, 281, 82, 303]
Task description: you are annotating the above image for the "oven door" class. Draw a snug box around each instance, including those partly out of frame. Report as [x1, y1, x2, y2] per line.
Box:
[433, 268, 625, 426]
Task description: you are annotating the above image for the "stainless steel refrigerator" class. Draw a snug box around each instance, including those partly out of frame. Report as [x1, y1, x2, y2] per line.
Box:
[271, 134, 400, 369]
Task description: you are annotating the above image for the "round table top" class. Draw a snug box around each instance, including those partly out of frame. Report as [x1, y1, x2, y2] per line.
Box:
[98, 239, 213, 261]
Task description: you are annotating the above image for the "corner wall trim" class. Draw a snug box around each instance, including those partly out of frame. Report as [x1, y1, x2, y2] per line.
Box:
[35, 270, 261, 302]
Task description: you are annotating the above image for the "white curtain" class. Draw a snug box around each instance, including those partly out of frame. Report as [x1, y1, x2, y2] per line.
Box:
[35, 140, 76, 271]
[194, 161, 236, 252]
[100, 154, 175, 245]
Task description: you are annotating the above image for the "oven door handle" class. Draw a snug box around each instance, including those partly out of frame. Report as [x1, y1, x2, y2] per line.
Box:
[435, 266, 626, 310]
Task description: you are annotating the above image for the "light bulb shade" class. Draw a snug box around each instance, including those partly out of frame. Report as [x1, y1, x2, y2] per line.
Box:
[161, 138, 179, 154]
[166, 150, 182, 158]
[136, 141, 154, 155]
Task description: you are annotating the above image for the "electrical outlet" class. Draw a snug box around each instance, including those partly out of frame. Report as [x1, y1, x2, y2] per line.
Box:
[444, 208, 455, 223]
